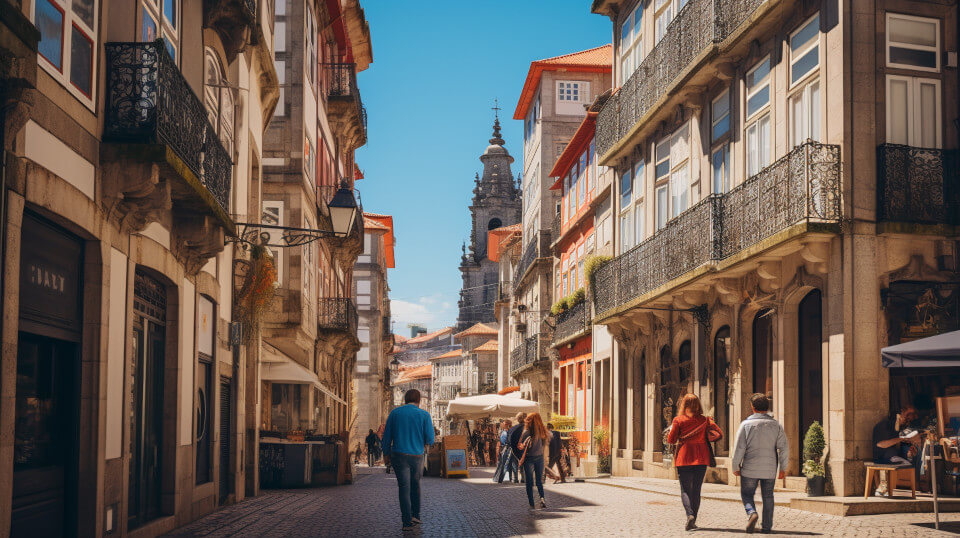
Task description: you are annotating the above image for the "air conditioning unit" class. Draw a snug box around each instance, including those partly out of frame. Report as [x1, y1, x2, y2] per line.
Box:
[515, 322, 527, 332]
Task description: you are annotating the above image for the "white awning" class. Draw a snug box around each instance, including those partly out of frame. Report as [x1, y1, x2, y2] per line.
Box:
[261, 361, 318, 386]
[446, 393, 539, 420]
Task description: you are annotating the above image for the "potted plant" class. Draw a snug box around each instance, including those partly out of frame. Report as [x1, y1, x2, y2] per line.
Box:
[802, 421, 826, 496]
[594, 424, 611, 474]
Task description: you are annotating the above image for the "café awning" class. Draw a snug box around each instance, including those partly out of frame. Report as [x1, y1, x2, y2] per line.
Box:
[445, 393, 539, 420]
[260, 360, 346, 404]
[881, 330, 960, 368]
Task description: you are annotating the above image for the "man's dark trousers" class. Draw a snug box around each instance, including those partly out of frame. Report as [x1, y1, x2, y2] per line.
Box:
[392, 453, 423, 526]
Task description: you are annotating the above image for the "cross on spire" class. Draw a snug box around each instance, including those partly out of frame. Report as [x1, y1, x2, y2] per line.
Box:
[491, 98, 501, 121]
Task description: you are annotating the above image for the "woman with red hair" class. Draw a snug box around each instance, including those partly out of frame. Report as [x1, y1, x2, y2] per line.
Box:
[667, 393, 723, 531]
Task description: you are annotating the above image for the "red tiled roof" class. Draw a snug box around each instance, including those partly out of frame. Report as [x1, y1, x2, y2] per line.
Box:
[471, 339, 498, 353]
[364, 213, 395, 268]
[429, 348, 463, 361]
[363, 217, 389, 231]
[393, 333, 408, 343]
[454, 322, 498, 339]
[396, 363, 432, 383]
[487, 223, 522, 263]
[513, 45, 612, 120]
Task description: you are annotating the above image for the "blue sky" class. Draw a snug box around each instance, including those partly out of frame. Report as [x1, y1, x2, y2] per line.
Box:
[355, 1, 610, 334]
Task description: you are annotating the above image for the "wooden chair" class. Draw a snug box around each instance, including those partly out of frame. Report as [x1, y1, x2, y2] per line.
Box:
[863, 462, 916, 499]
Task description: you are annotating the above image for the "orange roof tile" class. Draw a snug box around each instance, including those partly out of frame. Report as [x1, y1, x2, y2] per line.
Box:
[513, 45, 612, 120]
[363, 217, 390, 231]
[550, 111, 598, 188]
[364, 213, 395, 268]
[454, 322, 498, 339]
[396, 363, 432, 383]
[407, 326, 454, 344]
[429, 348, 463, 361]
[471, 339, 498, 353]
[487, 223, 522, 263]
[393, 333, 408, 343]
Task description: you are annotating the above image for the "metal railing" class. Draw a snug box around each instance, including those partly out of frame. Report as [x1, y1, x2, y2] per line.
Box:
[318, 297, 358, 337]
[877, 144, 959, 225]
[596, 0, 768, 157]
[514, 231, 551, 292]
[553, 299, 590, 344]
[323, 62, 368, 132]
[510, 334, 546, 376]
[104, 41, 232, 214]
[593, 141, 841, 317]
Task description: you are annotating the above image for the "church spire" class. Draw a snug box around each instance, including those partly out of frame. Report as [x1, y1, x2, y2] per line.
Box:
[489, 98, 505, 146]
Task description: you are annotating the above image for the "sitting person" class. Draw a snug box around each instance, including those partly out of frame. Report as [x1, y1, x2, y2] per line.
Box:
[872, 405, 921, 495]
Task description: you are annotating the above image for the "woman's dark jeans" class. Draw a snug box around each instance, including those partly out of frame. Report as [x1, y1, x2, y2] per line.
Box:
[522, 456, 545, 506]
[677, 465, 707, 518]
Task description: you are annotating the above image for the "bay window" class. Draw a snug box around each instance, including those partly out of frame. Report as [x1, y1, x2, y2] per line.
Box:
[789, 14, 821, 146]
[656, 125, 690, 221]
[711, 90, 731, 194]
[34, 0, 98, 105]
[745, 57, 771, 176]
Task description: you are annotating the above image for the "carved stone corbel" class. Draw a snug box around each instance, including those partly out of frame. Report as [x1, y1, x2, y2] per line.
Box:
[174, 213, 226, 275]
[756, 261, 781, 292]
[102, 158, 171, 233]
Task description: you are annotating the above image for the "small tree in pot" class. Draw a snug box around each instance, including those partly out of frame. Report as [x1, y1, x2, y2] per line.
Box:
[802, 421, 826, 496]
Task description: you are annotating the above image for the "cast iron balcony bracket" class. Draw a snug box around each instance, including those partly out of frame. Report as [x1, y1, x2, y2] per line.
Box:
[229, 222, 345, 249]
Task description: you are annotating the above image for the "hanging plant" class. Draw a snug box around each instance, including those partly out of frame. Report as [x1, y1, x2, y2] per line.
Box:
[236, 244, 278, 343]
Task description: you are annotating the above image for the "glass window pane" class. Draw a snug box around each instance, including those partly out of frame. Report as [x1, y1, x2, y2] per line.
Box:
[634, 204, 644, 243]
[163, 36, 176, 61]
[747, 123, 758, 176]
[72, 0, 95, 29]
[275, 21, 286, 52]
[747, 85, 770, 117]
[919, 81, 937, 147]
[887, 78, 909, 144]
[36, 0, 64, 70]
[747, 58, 770, 89]
[888, 47, 937, 68]
[275, 0, 286, 15]
[792, 93, 804, 146]
[70, 26, 93, 96]
[141, 8, 158, 41]
[889, 17, 937, 47]
[620, 169, 632, 207]
[760, 116, 771, 168]
[712, 91, 729, 122]
[791, 45, 819, 83]
[791, 14, 819, 51]
[656, 187, 668, 229]
[712, 115, 730, 141]
[163, 0, 177, 28]
[810, 82, 821, 142]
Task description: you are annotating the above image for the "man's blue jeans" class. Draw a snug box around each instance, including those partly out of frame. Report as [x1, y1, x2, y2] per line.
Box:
[392, 453, 424, 526]
[740, 476, 775, 531]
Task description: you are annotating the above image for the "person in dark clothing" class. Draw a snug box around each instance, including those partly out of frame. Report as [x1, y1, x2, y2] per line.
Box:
[365, 429, 380, 467]
[545, 423, 566, 483]
[519, 413, 550, 509]
[873, 405, 920, 464]
[508, 412, 526, 483]
[667, 393, 723, 531]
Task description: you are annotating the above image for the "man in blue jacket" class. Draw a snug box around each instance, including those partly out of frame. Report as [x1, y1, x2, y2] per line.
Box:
[382, 389, 436, 531]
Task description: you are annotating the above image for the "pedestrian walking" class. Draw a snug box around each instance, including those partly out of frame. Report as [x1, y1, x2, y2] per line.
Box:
[494, 420, 518, 483]
[732, 393, 789, 534]
[545, 423, 566, 483]
[518, 412, 550, 510]
[666, 393, 723, 531]
[365, 428, 380, 467]
[382, 389, 436, 531]
[508, 413, 526, 484]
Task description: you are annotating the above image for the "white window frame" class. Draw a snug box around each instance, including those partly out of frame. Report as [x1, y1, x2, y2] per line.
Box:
[655, 185, 668, 231]
[745, 57, 772, 177]
[885, 13, 940, 73]
[558, 81, 586, 103]
[789, 13, 821, 87]
[620, 2, 644, 81]
[790, 79, 821, 147]
[33, 0, 100, 109]
[711, 89, 731, 142]
[712, 143, 730, 194]
[885, 75, 941, 148]
[204, 48, 235, 156]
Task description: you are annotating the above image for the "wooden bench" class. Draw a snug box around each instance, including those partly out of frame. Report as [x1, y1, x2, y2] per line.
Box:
[864, 462, 916, 498]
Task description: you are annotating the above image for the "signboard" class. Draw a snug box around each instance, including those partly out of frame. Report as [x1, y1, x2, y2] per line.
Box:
[19, 212, 83, 341]
[444, 449, 467, 474]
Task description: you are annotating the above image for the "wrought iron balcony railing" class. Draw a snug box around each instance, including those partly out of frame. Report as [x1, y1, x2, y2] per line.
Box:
[514, 231, 551, 292]
[594, 141, 841, 317]
[104, 41, 231, 214]
[596, 0, 767, 158]
[877, 144, 959, 225]
[318, 297, 358, 337]
[324, 62, 368, 130]
[553, 299, 590, 345]
[510, 334, 547, 376]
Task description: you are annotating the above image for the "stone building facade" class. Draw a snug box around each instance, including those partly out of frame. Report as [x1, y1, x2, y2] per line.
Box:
[0, 0, 280, 534]
[352, 213, 395, 441]
[456, 119, 521, 331]
[508, 46, 612, 416]
[590, 0, 959, 497]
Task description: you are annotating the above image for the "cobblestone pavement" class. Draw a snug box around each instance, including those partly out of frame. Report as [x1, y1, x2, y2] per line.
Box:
[168, 466, 960, 537]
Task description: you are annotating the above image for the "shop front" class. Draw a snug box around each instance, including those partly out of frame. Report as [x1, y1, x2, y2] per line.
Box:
[557, 337, 592, 451]
[12, 212, 84, 536]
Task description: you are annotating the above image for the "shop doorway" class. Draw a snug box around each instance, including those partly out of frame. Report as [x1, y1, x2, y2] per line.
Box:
[797, 290, 823, 460]
[753, 309, 774, 399]
[13, 212, 83, 537]
[129, 271, 166, 529]
[713, 327, 730, 456]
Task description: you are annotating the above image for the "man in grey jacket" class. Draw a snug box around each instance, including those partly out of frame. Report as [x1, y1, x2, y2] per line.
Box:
[732, 393, 789, 534]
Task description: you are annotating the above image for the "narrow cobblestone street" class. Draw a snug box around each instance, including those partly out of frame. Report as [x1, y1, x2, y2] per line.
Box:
[168, 467, 960, 537]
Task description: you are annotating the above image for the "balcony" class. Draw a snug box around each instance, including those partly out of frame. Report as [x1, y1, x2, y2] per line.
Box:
[877, 144, 959, 229]
[596, 0, 770, 160]
[510, 334, 549, 377]
[553, 299, 590, 347]
[514, 231, 552, 292]
[102, 41, 233, 272]
[318, 298, 359, 352]
[324, 63, 368, 151]
[594, 141, 841, 318]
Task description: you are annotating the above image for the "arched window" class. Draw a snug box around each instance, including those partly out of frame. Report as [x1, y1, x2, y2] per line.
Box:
[487, 218, 502, 230]
[204, 48, 235, 156]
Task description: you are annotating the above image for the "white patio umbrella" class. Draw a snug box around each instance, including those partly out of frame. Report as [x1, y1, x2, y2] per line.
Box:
[445, 393, 539, 420]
